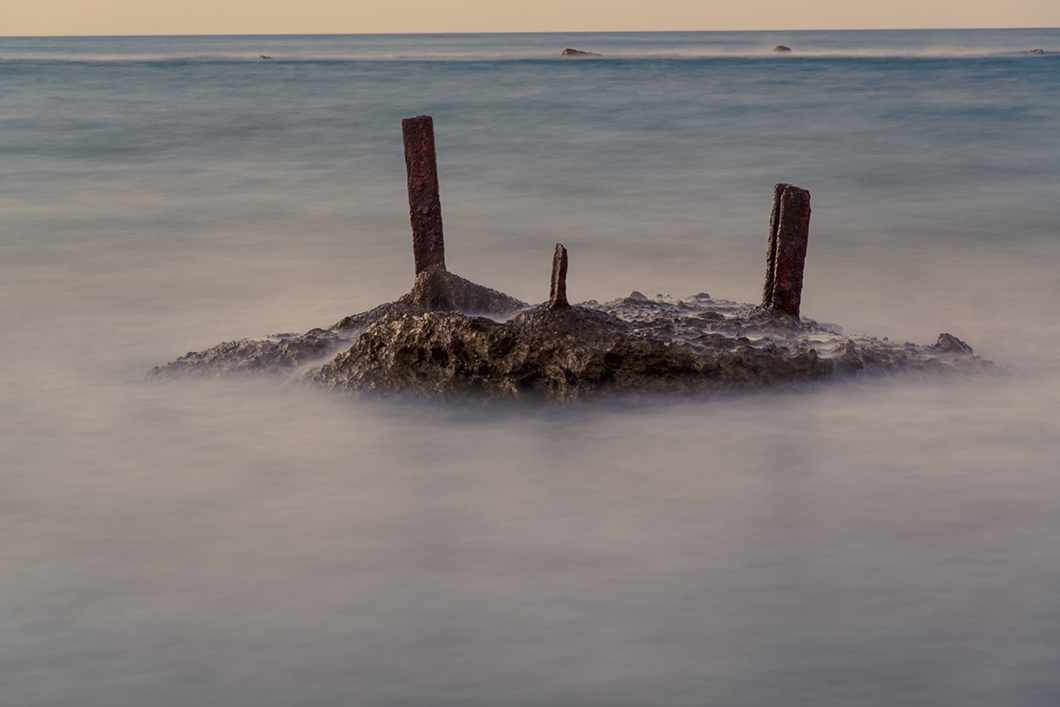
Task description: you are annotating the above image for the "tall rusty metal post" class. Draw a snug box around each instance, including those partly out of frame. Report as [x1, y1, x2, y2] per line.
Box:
[762, 183, 787, 306]
[402, 115, 446, 275]
[762, 184, 811, 318]
[550, 243, 569, 309]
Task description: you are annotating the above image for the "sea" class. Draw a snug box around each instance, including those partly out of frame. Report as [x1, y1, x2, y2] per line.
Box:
[2, 29, 1059, 706]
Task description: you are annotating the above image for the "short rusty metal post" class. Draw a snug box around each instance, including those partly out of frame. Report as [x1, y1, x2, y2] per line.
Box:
[550, 243, 569, 309]
[762, 184, 811, 318]
[402, 115, 446, 275]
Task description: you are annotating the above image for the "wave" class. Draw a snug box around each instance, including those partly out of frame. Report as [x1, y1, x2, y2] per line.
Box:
[1, 29, 1056, 64]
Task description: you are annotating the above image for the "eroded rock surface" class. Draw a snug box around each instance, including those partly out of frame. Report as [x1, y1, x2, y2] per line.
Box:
[148, 327, 341, 380]
[150, 290, 999, 400]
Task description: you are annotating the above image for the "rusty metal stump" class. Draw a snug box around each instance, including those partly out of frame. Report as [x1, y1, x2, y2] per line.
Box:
[402, 115, 446, 275]
[763, 183, 811, 318]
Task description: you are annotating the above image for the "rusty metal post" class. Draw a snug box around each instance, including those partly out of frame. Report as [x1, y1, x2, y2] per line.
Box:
[762, 183, 788, 306]
[550, 243, 569, 309]
[763, 184, 811, 318]
[402, 115, 446, 275]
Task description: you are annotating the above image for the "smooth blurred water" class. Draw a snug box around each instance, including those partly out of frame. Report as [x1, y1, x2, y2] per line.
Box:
[2, 30, 1059, 706]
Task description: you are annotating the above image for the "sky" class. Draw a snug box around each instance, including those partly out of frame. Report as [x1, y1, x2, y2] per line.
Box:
[3, 0, 1059, 36]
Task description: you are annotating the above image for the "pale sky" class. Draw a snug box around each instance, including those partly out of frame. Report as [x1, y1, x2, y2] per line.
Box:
[2, 0, 1058, 36]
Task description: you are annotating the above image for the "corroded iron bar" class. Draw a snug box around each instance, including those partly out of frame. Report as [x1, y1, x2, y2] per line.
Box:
[762, 182, 789, 306]
[402, 115, 446, 275]
[550, 243, 569, 309]
[767, 185, 811, 318]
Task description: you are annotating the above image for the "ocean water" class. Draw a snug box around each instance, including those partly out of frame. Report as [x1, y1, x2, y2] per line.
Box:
[2, 30, 1060, 706]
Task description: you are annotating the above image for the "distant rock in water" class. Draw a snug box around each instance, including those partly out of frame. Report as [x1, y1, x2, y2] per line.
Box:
[258, 55, 272, 60]
[1027, 48, 1045, 55]
[561, 48, 601, 57]
[772, 45, 792, 53]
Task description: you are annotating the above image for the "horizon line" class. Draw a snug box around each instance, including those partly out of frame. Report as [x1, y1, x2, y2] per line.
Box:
[3, 26, 1059, 39]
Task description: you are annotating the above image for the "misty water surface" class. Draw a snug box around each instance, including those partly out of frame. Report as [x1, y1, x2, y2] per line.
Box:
[2, 29, 1060, 706]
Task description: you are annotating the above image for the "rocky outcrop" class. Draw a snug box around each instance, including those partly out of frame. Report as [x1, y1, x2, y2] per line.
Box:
[147, 117, 1000, 399]
[309, 295, 995, 400]
[772, 45, 792, 53]
[1028, 48, 1045, 55]
[149, 290, 998, 398]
